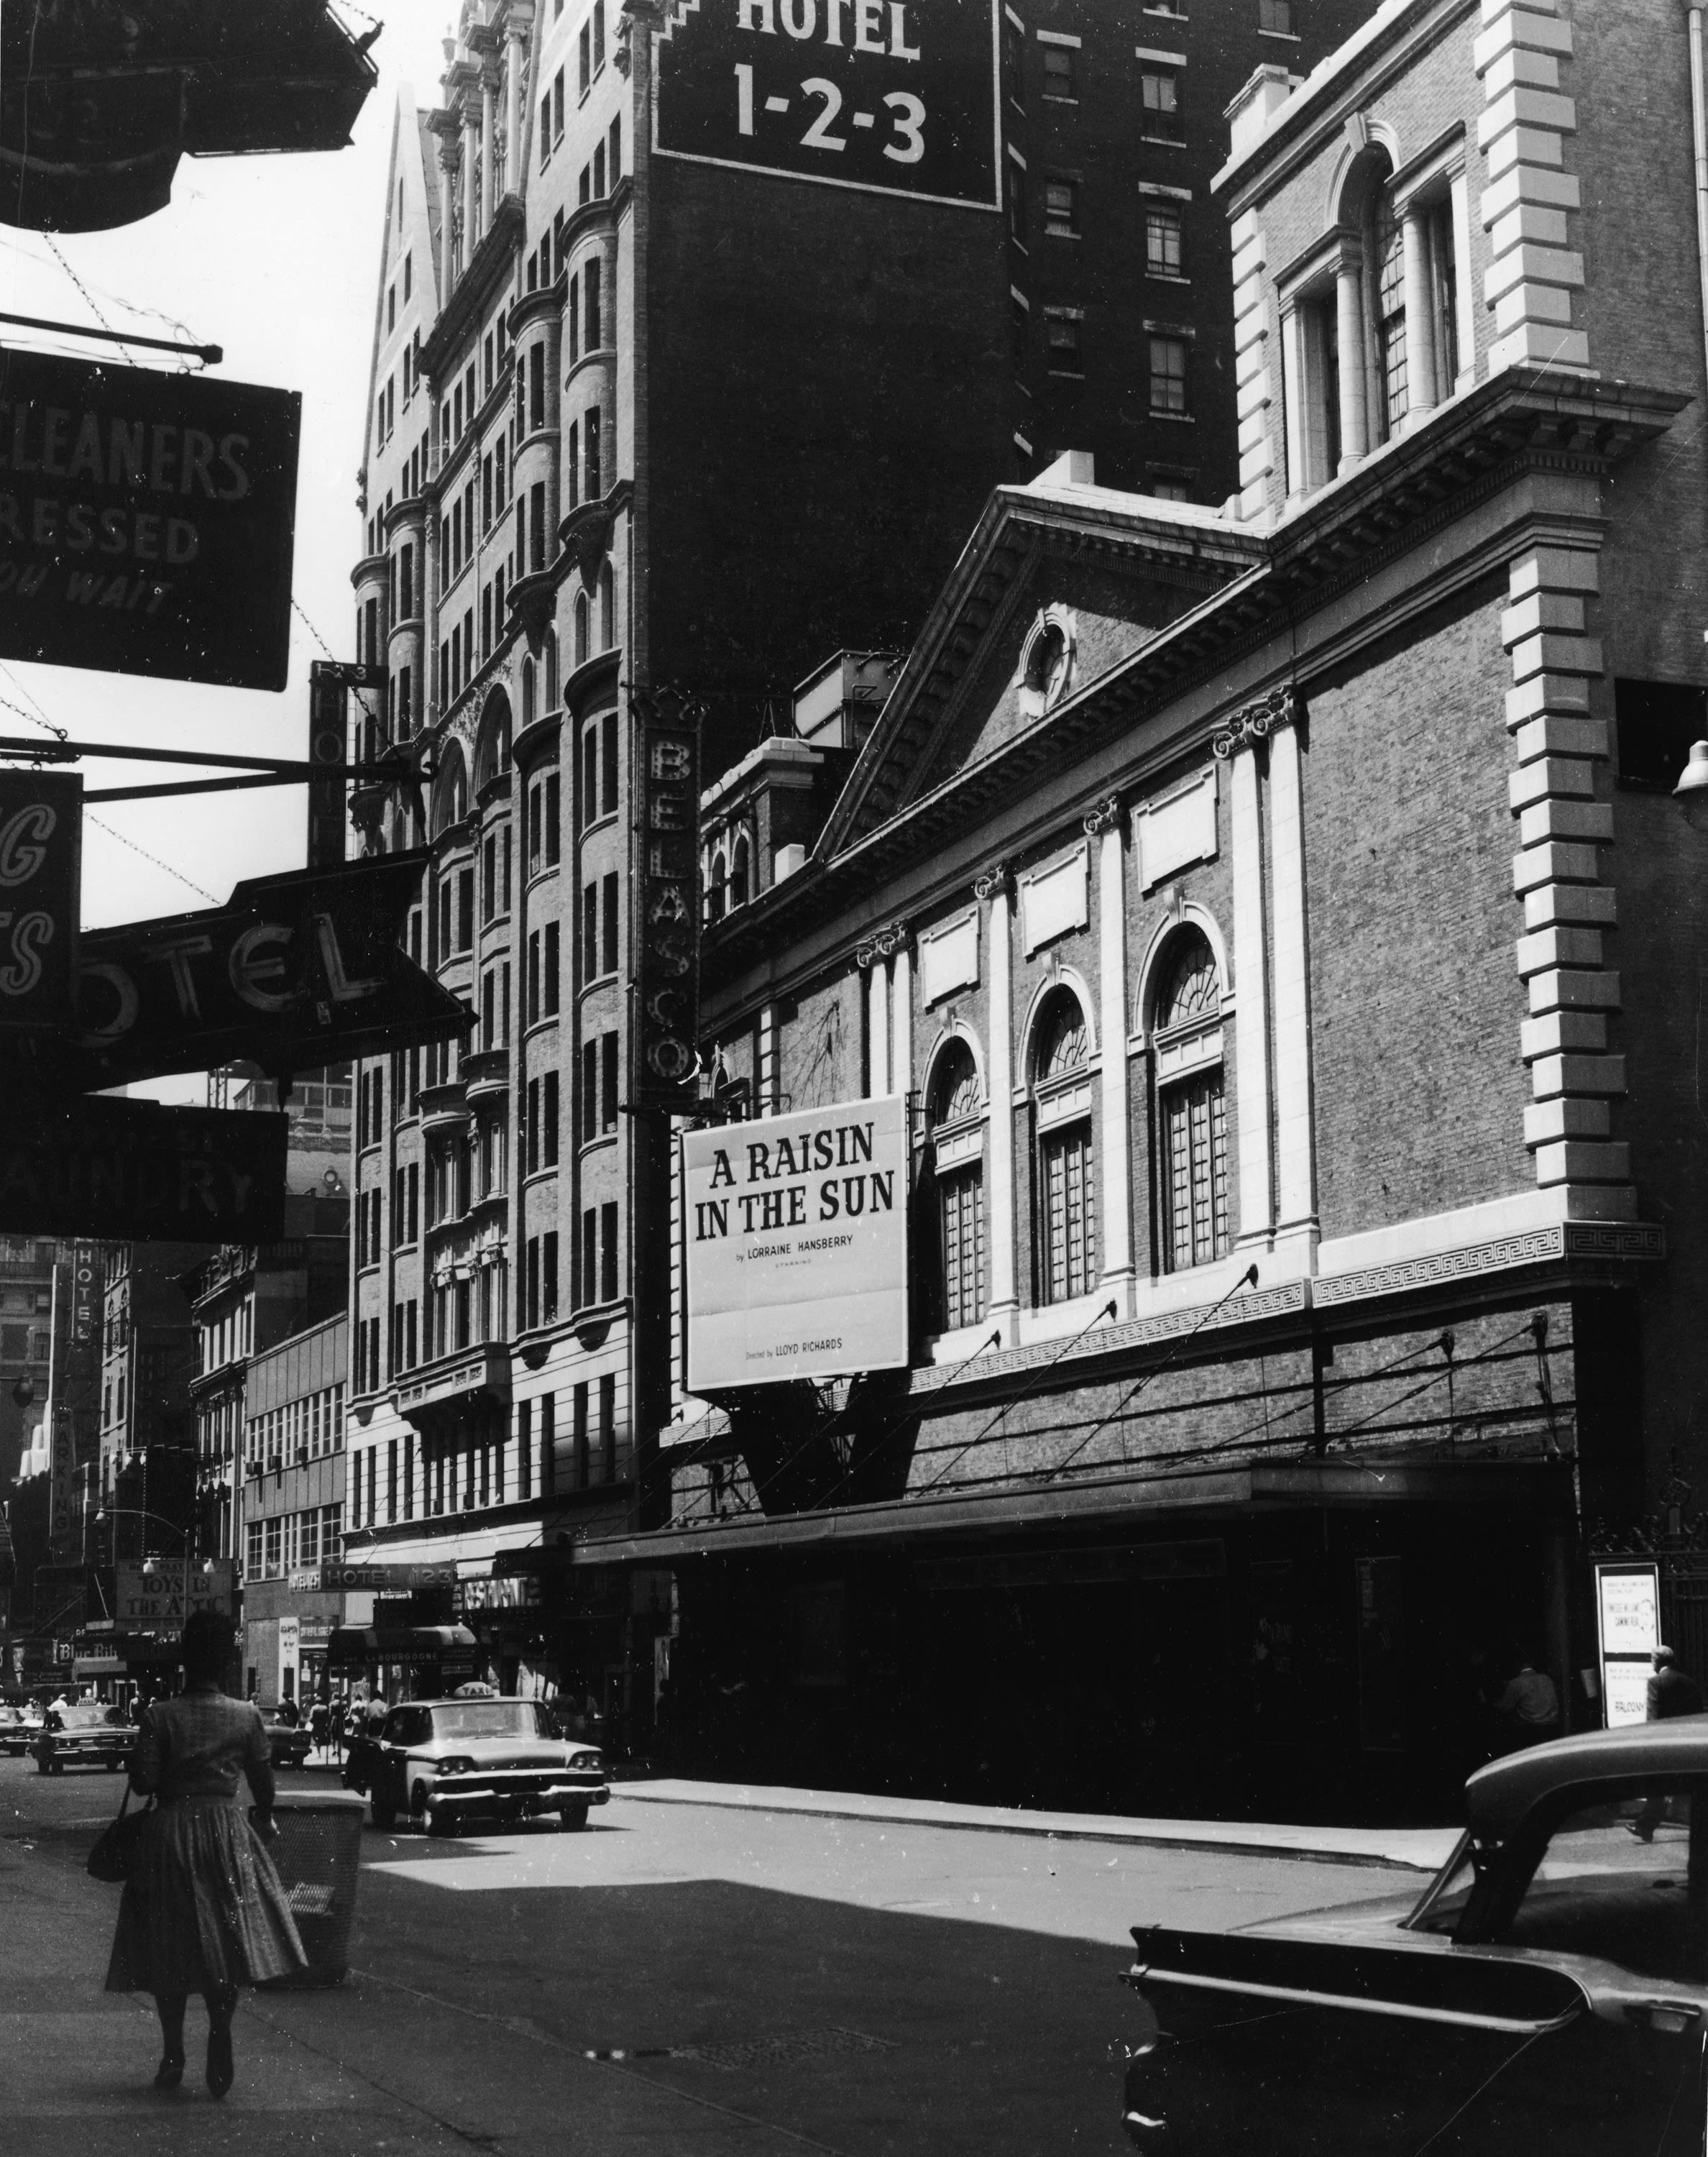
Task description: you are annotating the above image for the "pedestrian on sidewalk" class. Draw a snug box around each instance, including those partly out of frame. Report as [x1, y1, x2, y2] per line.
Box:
[104, 1609, 308, 2099]
[1629, 1646, 1704, 1841]
[1493, 1651, 1560, 1753]
[310, 1698, 329, 1758]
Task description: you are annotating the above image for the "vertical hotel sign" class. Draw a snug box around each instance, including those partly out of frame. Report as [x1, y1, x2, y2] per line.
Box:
[633, 690, 700, 1109]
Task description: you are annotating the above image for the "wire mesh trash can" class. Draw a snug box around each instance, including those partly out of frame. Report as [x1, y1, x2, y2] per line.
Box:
[260, 1791, 366, 1989]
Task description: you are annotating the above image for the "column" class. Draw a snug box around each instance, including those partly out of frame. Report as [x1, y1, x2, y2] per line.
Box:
[1334, 252, 1369, 470]
[1227, 742, 1273, 1244]
[439, 149, 457, 297]
[462, 109, 479, 269]
[862, 953, 888, 1097]
[1089, 804, 1132, 1298]
[1267, 716, 1317, 1247]
[1449, 170, 1477, 389]
[1400, 206, 1438, 421]
[978, 867, 1018, 1337]
[480, 75, 497, 234]
[1280, 306, 1308, 503]
[505, 28, 526, 201]
[891, 936, 913, 1107]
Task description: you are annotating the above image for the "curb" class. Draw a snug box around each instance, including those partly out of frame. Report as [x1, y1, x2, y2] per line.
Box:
[612, 1783, 1456, 1873]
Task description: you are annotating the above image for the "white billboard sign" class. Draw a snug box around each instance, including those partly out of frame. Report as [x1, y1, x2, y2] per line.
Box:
[684, 1095, 909, 1391]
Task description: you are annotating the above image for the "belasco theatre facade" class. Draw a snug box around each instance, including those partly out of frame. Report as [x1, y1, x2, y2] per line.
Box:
[569, 0, 1708, 1823]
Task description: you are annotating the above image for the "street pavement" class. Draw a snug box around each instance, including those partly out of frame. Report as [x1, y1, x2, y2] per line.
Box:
[1, 1752, 1436, 2155]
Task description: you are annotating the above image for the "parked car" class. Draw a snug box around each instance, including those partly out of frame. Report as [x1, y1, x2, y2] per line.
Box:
[0, 1703, 41, 1755]
[262, 1714, 313, 1769]
[1120, 1719, 1708, 2153]
[35, 1703, 132, 1774]
[344, 1697, 608, 1835]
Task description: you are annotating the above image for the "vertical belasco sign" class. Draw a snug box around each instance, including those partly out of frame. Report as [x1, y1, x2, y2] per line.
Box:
[634, 690, 701, 1109]
[655, 0, 1000, 211]
[684, 1095, 909, 1390]
[0, 349, 300, 692]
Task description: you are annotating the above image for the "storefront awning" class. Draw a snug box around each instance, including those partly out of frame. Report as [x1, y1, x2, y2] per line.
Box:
[505, 1456, 1576, 1571]
[327, 1624, 478, 1672]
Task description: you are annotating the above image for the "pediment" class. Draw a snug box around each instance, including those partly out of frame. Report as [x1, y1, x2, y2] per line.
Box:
[817, 472, 1262, 860]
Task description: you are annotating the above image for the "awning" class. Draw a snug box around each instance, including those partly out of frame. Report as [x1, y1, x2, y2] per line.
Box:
[326, 1624, 478, 1672]
[73, 1655, 126, 1677]
[497, 1456, 1576, 1571]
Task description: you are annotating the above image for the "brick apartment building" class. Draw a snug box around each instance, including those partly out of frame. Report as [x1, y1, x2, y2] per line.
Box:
[552, 0, 1708, 1821]
[339, 0, 1362, 1717]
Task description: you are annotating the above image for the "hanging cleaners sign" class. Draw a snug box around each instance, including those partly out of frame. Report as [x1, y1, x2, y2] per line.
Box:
[683, 1094, 909, 1389]
[0, 349, 300, 691]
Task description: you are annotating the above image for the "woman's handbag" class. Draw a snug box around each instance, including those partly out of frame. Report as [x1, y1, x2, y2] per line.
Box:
[86, 1784, 152, 1883]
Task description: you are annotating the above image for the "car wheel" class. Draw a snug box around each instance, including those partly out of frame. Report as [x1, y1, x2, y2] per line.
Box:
[559, 1801, 589, 1832]
[370, 1798, 396, 1831]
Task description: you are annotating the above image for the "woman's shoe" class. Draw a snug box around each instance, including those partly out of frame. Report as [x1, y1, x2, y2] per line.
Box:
[153, 2052, 185, 2092]
[206, 2025, 234, 2099]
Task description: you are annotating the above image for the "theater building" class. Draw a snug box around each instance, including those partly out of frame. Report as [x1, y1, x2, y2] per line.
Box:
[568, 0, 1708, 1820]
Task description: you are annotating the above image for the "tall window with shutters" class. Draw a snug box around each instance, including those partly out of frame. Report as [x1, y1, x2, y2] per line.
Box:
[1152, 929, 1230, 1273]
[1032, 989, 1096, 1304]
[927, 1041, 986, 1333]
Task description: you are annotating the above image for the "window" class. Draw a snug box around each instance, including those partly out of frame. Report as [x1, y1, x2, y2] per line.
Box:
[600, 1202, 618, 1302]
[600, 1372, 616, 1480]
[1152, 932, 1229, 1273]
[602, 710, 617, 813]
[583, 884, 599, 978]
[610, 115, 622, 180]
[586, 258, 602, 350]
[1142, 70, 1183, 142]
[1042, 43, 1075, 100]
[545, 1070, 560, 1164]
[578, 22, 590, 95]
[545, 920, 560, 1015]
[599, 565, 615, 650]
[1144, 204, 1183, 278]
[929, 1043, 986, 1333]
[1616, 679, 1708, 792]
[585, 406, 602, 500]
[1149, 334, 1188, 415]
[601, 871, 618, 974]
[546, 773, 561, 863]
[1044, 178, 1079, 239]
[1033, 990, 1095, 1304]
[1373, 187, 1408, 436]
[1007, 157, 1027, 244]
[553, 65, 566, 139]
[1044, 309, 1083, 375]
[1259, 0, 1293, 30]
[600, 1031, 617, 1132]
[1004, 18, 1023, 106]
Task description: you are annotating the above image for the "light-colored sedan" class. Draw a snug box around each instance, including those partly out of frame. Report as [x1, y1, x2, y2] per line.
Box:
[349, 1698, 608, 1836]
[1121, 1719, 1708, 2154]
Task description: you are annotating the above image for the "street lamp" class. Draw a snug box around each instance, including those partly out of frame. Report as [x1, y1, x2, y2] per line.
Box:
[93, 1506, 197, 1560]
[1673, 740, 1708, 829]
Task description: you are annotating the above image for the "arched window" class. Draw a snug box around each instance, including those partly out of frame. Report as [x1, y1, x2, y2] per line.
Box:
[474, 692, 512, 791]
[1151, 929, 1229, 1273]
[1369, 177, 1407, 439]
[431, 741, 469, 835]
[544, 628, 559, 710]
[521, 655, 536, 729]
[1032, 989, 1095, 1304]
[574, 593, 589, 669]
[928, 1040, 985, 1333]
[707, 851, 727, 923]
[729, 834, 750, 910]
[599, 563, 615, 651]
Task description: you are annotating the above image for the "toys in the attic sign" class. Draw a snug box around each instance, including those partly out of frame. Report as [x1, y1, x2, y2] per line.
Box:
[0, 349, 300, 691]
[654, 0, 1000, 210]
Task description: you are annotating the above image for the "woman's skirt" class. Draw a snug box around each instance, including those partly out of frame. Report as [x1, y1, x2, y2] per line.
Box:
[105, 1796, 308, 1996]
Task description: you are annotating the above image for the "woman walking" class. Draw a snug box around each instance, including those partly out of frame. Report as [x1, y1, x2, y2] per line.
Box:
[105, 1608, 308, 2097]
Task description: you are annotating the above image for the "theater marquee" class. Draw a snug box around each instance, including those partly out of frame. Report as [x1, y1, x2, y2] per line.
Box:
[683, 1094, 909, 1391]
[655, 0, 1000, 211]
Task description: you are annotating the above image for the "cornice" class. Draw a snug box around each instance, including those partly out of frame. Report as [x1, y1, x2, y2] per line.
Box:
[509, 270, 568, 340]
[702, 370, 1687, 1012]
[418, 196, 526, 381]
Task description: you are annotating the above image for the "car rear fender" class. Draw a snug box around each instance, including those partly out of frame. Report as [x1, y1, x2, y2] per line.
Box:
[1127, 1925, 1587, 2035]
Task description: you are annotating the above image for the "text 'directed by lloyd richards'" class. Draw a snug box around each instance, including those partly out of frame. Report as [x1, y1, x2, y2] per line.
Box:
[683, 1092, 910, 1391]
[0, 348, 300, 691]
[655, 0, 1001, 211]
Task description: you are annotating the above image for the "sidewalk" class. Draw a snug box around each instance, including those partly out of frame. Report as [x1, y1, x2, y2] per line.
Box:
[615, 1777, 1463, 1873]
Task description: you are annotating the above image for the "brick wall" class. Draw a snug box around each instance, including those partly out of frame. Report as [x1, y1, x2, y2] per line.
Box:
[1306, 576, 1532, 1239]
